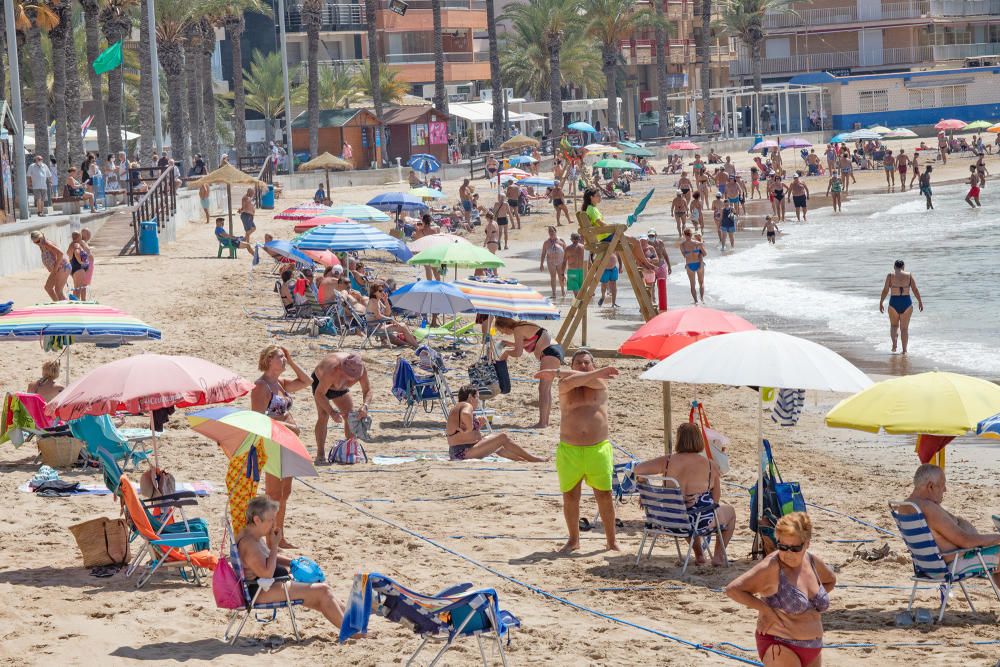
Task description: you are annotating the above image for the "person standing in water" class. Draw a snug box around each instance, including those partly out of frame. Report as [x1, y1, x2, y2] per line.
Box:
[918, 165, 934, 210]
[879, 259, 924, 354]
[825, 171, 843, 212]
[680, 227, 706, 304]
[966, 165, 982, 208]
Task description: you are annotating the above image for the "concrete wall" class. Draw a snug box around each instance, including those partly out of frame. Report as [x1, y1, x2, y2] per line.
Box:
[163, 186, 230, 243]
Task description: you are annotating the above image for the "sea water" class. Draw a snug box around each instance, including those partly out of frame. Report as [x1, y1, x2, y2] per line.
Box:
[706, 182, 1000, 379]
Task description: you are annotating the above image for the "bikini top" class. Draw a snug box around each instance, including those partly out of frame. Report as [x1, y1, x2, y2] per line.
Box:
[523, 327, 547, 353]
[763, 556, 830, 615]
[260, 379, 292, 418]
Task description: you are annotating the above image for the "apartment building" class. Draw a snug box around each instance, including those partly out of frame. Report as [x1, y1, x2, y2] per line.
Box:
[281, 0, 490, 95]
[730, 0, 1000, 82]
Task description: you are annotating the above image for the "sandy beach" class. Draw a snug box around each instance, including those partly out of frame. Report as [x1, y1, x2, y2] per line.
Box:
[2, 143, 999, 666]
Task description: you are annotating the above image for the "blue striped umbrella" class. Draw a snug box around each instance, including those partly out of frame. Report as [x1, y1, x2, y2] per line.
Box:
[977, 413, 1000, 440]
[390, 280, 474, 316]
[408, 153, 441, 174]
[517, 177, 556, 187]
[258, 239, 314, 266]
[454, 278, 559, 320]
[293, 222, 412, 260]
[508, 155, 537, 166]
[367, 192, 428, 213]
[326, 204, 391, 222]
[0, 302, 161, 342]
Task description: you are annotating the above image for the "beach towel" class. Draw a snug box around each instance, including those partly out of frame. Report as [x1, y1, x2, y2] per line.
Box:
[1, 393, 54, 446]
[226, 441, 267, 534]
[771, 388, 805, 427]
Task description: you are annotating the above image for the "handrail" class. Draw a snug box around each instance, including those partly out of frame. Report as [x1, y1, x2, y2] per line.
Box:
[126, 166, 176, 255]
[254, 158, 273, 207]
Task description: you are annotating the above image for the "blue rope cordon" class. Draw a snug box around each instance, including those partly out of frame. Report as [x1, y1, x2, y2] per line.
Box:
[298, 478, 763, 666]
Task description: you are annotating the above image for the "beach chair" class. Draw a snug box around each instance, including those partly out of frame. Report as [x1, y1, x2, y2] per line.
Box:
[890, 501, 1000, 622]
[392, 357, 451, 426]
[222, 520, 304, 645]
[635, 475, 729, 575]
[69, 414, 151, 470]
[1, 392, 71, 446]
[117, 474, 216, 588]
[338, 572, 519, 666]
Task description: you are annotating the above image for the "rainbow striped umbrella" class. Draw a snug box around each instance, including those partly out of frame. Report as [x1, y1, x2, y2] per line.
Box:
[0, 301, 161, 343]
[454, 278, 559, 320]
[274, 203, 335, 220]
[188, 406, 316, 479]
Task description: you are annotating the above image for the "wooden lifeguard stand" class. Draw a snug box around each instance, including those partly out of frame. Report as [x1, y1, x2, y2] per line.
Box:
[556, 213, 658, 348]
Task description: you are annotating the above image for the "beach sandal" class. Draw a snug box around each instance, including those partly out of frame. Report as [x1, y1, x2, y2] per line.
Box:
[90, 565, 121, 578]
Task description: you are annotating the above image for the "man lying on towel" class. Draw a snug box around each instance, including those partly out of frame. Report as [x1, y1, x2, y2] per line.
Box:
[905, 463, 1000, 584]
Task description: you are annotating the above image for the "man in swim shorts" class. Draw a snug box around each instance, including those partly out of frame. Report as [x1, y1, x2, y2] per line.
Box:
[563, 233, 585, 297]
[459, 178, 473, 227]
[240, 188, 257, 244]
[966, 166, 982, 208]
[535, 349, 620, 553]
[790, 175, 810, 222]
[597, 252, 620, 307]
[312, 352, 372, 463]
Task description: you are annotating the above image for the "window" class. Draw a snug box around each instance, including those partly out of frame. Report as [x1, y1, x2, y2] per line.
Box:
[858, 90, 889, 113]
[909, 89, 935, 109]
[939, 85, 966, 106]
[766, 37, 791, 59]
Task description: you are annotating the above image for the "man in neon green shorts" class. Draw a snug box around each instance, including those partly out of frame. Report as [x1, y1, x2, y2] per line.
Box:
[536, 349, 620, 553]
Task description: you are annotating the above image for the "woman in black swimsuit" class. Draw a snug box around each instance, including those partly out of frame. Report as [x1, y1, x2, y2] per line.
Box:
[236, 496, 347, 629]
[446, 385, 546, 461]
[250, 345, 311, 548]
[494, 317, 564, 429]
[492, 195, 511, 249]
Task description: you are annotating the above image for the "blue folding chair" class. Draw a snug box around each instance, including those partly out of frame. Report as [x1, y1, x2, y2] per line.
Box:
[891, 501, 1000, 622]
[635, 475, 728, 574]
[69, 414, 151, 470]
[339, 572, 519, 666]
[392, 357, 450, 426]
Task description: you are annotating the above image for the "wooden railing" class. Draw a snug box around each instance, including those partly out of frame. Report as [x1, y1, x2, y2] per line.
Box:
[125, 167, 176, 255]
[255, 158, 273, 207]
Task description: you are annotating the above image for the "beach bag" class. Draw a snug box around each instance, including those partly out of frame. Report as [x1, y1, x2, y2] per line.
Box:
[689, 401, 730, 474]
[140, 467, 176, 500]
[330, 437, 367, 465]
[493, 359, 511, 395]
[69, 517, 130, 568]
[212, 534, 243, 609]
[468, 359, 500, 398]
[290, 557, 325, 583]
[750, 439, 806, 554]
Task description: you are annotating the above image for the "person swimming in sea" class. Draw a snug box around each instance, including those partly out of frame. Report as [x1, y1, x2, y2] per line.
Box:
[878, 259, 924, 354]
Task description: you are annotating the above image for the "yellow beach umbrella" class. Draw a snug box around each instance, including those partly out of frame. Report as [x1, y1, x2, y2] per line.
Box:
[189, 163, 267, 236]
[299, 152, 353, 195]
[500, 134, 540, 151]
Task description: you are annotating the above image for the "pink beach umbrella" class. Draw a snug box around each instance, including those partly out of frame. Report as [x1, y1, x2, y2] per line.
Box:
[667, 141, 700, 151]
[47, 354, 254, 466]
[934, 119, 967, 131]
[301, 249, 341, 267]
[750, 139, 780, 152]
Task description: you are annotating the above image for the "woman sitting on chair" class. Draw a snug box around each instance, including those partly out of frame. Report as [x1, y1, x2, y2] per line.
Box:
[365, 283, 418, 347]
[446, 385, 546, 462]
[237, 496, 346, 630]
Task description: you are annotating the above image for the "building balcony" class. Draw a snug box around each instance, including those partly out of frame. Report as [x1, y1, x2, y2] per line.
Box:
[620, 39, 733, 66]
[729, 42, 1000, 77]
[285, 2, 365, 32]
[386, 55, 490, 83]
[930, 0, 1000, 17]
[284, 0, 485, 34]
[762, 0, 1000, 33]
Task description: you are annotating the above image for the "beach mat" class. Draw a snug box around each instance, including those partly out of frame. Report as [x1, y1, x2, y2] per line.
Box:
[19, 480, 215, 496]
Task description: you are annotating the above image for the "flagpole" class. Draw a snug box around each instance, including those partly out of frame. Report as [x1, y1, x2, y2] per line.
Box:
[4, 0, 29, 220]
[147, 0, 164, 154]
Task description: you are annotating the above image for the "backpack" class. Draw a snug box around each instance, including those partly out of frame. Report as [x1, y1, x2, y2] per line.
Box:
[329, 437, 367, 465]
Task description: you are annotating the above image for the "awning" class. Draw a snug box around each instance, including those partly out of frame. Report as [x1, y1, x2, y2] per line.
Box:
[448, 102, 539, 124]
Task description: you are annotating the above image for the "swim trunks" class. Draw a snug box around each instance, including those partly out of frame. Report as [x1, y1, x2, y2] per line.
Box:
[567, 268, 583, 292]
[462, 200, 472, 211]
[311, 372, 350, 400]
[200, 198, 210, 209]
[968, 186, 981, 198]
[793, 194, 807, 208]
[240, 211, 256, 232]
[449, 444, 472, 461]
[600, 267, 619, 283]
[556, 439, 613, 493]
[952, 544, 1000, 575]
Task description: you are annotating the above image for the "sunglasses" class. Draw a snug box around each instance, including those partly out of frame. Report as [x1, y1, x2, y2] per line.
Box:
[776, 542, 805, 553]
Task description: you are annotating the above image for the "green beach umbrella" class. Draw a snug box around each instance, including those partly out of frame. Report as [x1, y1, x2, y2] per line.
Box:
[620, 145, 655, 158]
[961, 120, 994, 131]
[408, 240, 505, 269]
[593, 158, 642, 171]
[409, 186, 446, 200]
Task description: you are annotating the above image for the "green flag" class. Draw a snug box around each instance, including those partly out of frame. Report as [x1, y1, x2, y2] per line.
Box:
[92, 41, 123, 75]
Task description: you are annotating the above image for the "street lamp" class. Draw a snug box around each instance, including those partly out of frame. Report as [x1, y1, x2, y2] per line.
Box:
[4, 0, 29, 220]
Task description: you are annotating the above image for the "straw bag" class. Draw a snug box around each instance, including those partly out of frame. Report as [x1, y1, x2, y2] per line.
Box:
[36, 436, 84, 468]
[69, 517, 130, 568]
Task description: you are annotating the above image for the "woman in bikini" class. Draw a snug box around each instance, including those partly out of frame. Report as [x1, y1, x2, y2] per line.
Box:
[677, 171, 693, 204]
[633, 423, 735, 565]
[27, 359, 65, 402]
[879, 259, 924, 354]
[494, 317, 565, 429]
[250, 345, 311, 548]
[483, 211, 501, 255]
[679, 228, 706, 304]
[66, 231, 91, 299]
[30, 231, 71, 301]
[446, 385, 546, 461]
[492, 195, 511, 250]
[236, 496, 347, 630]
[365, 283, 418, 347]
[726, 512, 836, 667]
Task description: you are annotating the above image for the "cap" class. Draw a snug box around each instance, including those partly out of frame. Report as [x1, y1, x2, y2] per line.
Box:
[715, 193, 722, 198]
[647, 228, 657, 236]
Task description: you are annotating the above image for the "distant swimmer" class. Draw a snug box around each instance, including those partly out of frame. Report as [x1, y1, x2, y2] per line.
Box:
[918, 166, 934, 210]
[966, 166, 982, 208]
[878, 259, 924, 355]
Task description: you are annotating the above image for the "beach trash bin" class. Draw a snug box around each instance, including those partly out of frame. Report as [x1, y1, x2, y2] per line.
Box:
[138, 220, 159, 255]
[752, 133, 763, 149]
[260, 184, 275, 209]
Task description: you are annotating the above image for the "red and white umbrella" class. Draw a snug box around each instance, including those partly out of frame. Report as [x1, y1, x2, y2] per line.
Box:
[499, 167, 531, 178]
[934, 119, 967, 131]
[293, 214, 352, 233]
[667, 141, 700, 151]
[275, 203, 335, 220]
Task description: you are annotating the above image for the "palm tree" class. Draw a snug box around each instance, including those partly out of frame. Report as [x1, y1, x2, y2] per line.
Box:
[66, 19, 85, 163]
[155, 0, 205, 165]
[302, 0, 322, 157]
[138, 0, 154, 157]
[431, 0, 447, 113]
[99, 0, 137, 153]
[582, 0, 660, 136]
[503, 0, 581, 139]
[242, 49, 287, 146]
[49, 0, 70, 172]
[721, 0, 793, 93]
[184, 23, 204, 158]
[354, 66, 408, 106]
[699, 0, 712, 130]
[485, 0, 502, 146]
[363, 0, 382, 161]
[293, 66, 362, 109]
[221, 0, 267, 159]
[200, 18, 219, 166]
[500, 24, 601, 101]
[79, 0, 110, 159]
[654, 0, 669, 137]
[16, 0, 59, 161]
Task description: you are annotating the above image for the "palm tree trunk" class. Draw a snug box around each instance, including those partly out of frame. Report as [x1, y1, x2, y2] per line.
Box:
[64, 21, 85, 166]
[602, 44, 618, 134]
[202, 40, 218, 167]
[26, 24, 50, 161]
[655, 0, 669, 137]
[160, 44, 187, 166]
[547, 31, 564, 138]
[139, 0, 154, 157]
[227, 15, 247, 159]
[50, 11, 70, 173]
[431, 0, 447, 113]
[185, 40, 203, 161]
[699, 0, 712, 131]
[364, 0, 383, 161]
[751, 38, 763, 93]
[102, 14, 131, 154]
[485, 0, 502, 147]
[264, 114, 274, 146]
[304, 0, 321, 157]
[0, 9, 7, 99]
[80, 0, 110, 160]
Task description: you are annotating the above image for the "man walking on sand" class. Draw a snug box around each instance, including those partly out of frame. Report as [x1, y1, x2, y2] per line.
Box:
[535, 349, 620, 553]
[459, 178, 473, 227]
[563, 233, 586, 298]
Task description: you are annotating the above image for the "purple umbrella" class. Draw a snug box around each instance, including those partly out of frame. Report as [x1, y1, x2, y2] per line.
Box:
[780, 137, 813, 149]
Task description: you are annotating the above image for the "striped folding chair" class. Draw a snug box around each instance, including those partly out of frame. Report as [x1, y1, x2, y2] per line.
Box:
[890, 501, 1000, 622]
[635, 475, 728, 575]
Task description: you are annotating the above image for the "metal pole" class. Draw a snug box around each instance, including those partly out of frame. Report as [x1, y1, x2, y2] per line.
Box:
[277, 0, 295, 174]
[5, 0, 29, 220]
[147, 0, 164, 154]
